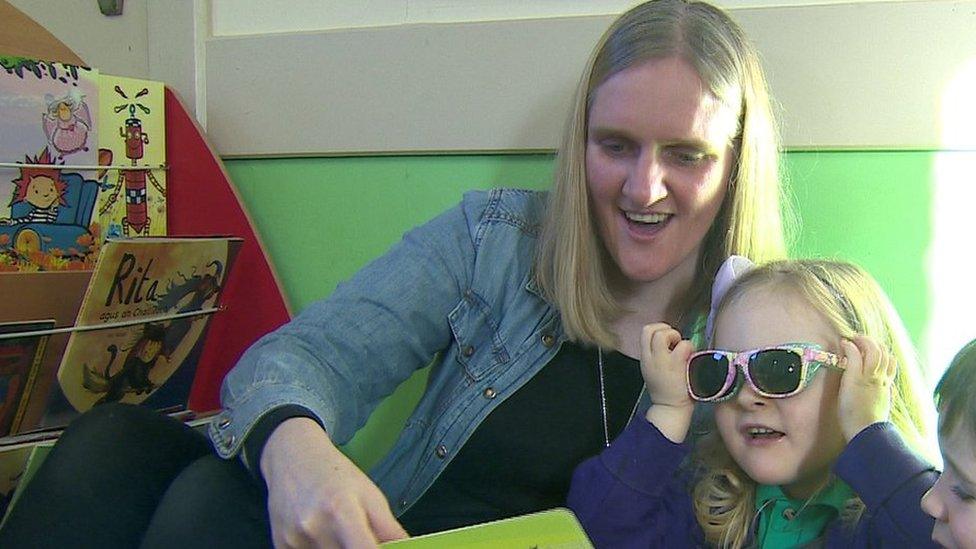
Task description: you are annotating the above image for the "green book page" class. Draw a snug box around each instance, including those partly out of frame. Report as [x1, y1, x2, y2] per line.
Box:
[0, 442, 53, 527]
[381, 508, 593, 549]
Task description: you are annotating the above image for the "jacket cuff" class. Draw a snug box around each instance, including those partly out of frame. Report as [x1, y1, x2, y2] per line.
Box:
[240, 404, 321, 481]
[599, 418, 691, 494]
[834, 422, 933, 508]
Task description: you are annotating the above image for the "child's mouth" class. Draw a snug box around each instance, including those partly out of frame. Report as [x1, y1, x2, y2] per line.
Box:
[744, 426, 785, 445]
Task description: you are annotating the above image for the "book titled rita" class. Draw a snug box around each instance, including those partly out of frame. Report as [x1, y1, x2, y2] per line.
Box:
[43, 237, 241, 426]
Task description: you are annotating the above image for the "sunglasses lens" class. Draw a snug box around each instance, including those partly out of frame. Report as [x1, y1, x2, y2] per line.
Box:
[750, 349, 803, 395]
[688, 353, 730, 399]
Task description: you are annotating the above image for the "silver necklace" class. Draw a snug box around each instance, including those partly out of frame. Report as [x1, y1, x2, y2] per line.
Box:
[597, 347, 646, 448]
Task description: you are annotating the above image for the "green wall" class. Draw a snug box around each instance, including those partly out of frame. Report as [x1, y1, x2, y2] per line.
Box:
[225, 151, 936, 469]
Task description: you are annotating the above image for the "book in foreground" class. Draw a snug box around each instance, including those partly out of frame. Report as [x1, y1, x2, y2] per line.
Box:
[45, 236, 241, 426]
[381, 508, 593, 549]
[0, 441, 53, 524]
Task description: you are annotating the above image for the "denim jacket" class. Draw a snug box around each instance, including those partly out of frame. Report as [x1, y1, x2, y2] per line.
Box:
[209, 188, 576, 514]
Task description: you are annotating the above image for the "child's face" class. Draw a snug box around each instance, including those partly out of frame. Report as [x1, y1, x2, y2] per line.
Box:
[922, 422, 976, 548]
[713, 287, 847, 499]
[26, 176, 58, 209]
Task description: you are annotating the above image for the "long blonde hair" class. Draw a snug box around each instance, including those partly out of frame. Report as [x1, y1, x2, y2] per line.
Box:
[534, 0, 789, 350]
[692, 259, 932, 547]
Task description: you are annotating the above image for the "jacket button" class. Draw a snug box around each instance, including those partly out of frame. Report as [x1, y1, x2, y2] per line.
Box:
[783, 508, 796, 520]
[226, 434, 236, 447]
[217, 417, 231, 429]
[483, 387, 497, 399]
[435, 444, 448, 458]
[462, 345, 475, 357]
[399, 500, 407, 509]
[541, 333, 555, 347]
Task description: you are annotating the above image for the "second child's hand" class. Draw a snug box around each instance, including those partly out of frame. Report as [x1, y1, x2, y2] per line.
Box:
[640, 323, 696, 443]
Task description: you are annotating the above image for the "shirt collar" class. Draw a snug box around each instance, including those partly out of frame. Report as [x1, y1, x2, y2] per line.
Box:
[754, 480, 855, 548]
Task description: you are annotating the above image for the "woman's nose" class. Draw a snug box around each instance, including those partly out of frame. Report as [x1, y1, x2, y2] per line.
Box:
[624, 150, 667, 206]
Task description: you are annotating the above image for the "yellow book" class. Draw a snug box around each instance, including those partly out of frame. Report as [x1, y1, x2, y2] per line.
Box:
[46, 236, 240, 426]
[95, 74, 166, 238]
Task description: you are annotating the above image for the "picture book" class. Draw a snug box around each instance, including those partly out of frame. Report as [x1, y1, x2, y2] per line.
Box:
[0, 441, 52, 524]
[0, 320, 55, 437]
[0, 443, 34, 523]
[1, 56, 168, 271]
[95, 74, 166, 239]
[47, 237, 241, 426]
[0, 56, 101, 271]
[0, 271, 90, 433]
[381, 508, 593, 549]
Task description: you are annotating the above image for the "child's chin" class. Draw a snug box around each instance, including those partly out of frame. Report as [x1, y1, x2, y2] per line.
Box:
[737, 461, 796, 488]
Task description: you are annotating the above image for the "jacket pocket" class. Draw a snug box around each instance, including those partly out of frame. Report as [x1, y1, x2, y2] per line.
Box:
[447, 289, 510, 381]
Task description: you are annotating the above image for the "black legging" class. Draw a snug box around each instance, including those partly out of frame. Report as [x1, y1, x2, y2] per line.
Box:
[0, 403, 272, 549]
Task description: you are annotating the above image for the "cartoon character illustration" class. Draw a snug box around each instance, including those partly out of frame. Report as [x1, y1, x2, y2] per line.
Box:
[98, 86, 164, 236]
[0, 148, 68, 228]
[0, 147, 102, 260]
[41, 88, 92, 158]
[82, 323, 167, 405]
[155, 260, 224, 352]
[80, 261, 224, 405]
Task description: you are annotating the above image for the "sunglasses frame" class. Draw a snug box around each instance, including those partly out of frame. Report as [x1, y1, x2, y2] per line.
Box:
[686, 342, 844, 402]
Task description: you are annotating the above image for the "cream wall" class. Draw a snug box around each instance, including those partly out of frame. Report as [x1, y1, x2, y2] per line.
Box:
[9, 0, 976, 155]
[8, 0, 150, 77]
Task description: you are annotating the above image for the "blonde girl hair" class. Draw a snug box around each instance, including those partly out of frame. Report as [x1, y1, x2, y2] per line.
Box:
[534, 0, 789, 350]
[692, 259, 932, 548]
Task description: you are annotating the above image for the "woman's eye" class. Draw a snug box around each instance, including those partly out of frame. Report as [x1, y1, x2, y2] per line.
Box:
[951, 485, 976, 503]
[599, 139, 632, 157]
[667, 148, 708, 166]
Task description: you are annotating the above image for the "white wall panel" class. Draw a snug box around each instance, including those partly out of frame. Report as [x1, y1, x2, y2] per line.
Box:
[205, 1, 976, 156]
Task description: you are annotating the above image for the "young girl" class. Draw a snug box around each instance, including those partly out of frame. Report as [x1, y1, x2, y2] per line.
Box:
[568, 258, 939, 547]
[922, 338, 976, 548]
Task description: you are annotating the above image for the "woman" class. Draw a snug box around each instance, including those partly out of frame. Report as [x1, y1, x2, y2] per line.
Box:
[0, 1, 787, 547]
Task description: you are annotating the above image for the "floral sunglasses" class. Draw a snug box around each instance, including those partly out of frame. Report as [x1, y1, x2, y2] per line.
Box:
[686, 343, 844, 402]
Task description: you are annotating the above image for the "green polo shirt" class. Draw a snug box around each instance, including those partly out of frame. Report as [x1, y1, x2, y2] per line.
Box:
[754, 480, 855, 547]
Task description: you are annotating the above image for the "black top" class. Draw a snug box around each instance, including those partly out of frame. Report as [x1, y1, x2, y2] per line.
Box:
[399, 341, 644, 535]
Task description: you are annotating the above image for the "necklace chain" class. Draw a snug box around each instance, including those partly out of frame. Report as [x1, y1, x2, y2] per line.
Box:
[597, 347, 646, 448]
[597, 348, 610, 447]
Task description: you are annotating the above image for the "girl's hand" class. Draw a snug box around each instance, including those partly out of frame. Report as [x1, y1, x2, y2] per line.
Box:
[837, 335, 896, 441]
[640, 323, 696, 442]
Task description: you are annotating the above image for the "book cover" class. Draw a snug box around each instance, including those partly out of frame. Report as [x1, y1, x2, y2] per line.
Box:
[0, 271, 90, 433]
[0, 443, 33, 523]
[381, 508, 593, 549]
[0, 56, 102, 271]
[95, 74, 166, 239]
[0, 320, 54, 437]
[49, 237, 241, 423]
[0, 441, 52, 524]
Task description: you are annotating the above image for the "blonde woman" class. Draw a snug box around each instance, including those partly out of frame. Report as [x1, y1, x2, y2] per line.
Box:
[2, 1, 787, 547]
[569, 258, 937, 547]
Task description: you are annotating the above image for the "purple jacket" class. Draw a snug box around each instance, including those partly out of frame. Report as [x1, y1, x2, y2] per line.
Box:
[568, 420, 939, 548]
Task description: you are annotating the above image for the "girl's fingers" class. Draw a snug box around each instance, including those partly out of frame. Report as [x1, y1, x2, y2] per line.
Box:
[641, 323, 671, 353]
[841, 339, 862, 375]
[885, 346, 898, 382]
[672, 339, 695, 362]
[650, 327, 681, 353]
[855, 335, 882, 376]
